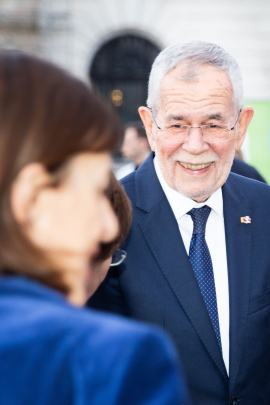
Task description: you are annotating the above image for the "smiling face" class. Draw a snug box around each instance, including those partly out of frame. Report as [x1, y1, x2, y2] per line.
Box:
[140, 63, 253, 202]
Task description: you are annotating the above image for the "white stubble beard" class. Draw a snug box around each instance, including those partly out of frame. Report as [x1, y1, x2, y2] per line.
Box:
[156, 147, 235, 200]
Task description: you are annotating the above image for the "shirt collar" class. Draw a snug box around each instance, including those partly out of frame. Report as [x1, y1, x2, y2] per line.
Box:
[154, 156, 223, 220]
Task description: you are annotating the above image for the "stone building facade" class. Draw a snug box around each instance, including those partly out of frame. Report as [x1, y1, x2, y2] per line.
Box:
[1, 0, 270, 179]
[1, 0, 270, 99]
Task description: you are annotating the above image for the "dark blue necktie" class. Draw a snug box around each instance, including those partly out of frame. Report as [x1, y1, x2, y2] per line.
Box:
[187, 206, 222, 351]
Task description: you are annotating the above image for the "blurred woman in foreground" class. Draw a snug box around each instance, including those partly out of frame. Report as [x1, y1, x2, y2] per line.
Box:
[0, 52, 188, 405]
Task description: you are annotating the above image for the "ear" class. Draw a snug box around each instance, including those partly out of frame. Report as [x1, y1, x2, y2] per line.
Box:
[11, 163, 51, 225]
[138, 107, 156, 151]
[235, 107, 254, 150]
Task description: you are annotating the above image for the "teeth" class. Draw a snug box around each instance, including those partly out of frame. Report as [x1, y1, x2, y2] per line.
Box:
[180, 162, 211, 170]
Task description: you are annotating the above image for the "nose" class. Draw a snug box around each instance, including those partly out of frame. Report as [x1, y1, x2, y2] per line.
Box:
[100, 198, 119, 244]
[182, 126, 209, 155]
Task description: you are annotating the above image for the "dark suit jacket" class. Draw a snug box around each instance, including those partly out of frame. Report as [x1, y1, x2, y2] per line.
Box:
[89, 153, 270, 405]
[231, 157, 266, 183]
[0, 275, 188, 405]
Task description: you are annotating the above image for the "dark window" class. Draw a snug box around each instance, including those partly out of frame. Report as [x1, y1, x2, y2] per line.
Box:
[89, 34, 160, 124]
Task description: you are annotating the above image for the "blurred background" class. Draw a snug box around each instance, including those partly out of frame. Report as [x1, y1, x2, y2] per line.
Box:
[0, 0, 269, 181]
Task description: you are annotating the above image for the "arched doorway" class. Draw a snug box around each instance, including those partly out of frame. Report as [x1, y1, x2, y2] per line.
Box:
[89, 34, 161, 124]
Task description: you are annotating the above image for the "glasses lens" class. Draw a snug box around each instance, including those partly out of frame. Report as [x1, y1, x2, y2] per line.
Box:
[161, 126, 188, 143]
[160, 124, 231, 144]
[110, 249, 127, 267]
[202, 125, 230, 143]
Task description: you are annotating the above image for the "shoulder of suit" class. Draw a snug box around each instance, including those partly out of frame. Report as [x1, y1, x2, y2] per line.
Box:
[12, 283, 171, 353]
[120, 170, 136, 184]
[228, 172, 270, 196]
[120, 171, 136, 198]
[70, 307, 177, 367]
[69, 309, 181, 402]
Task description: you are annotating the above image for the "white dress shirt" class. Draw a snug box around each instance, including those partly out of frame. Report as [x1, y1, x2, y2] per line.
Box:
[154, 157, 230, 374]
[116, 162, 135, 180]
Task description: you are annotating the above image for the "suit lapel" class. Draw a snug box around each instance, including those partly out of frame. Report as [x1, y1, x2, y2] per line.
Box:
[135, 154, 228, 381]
[222, 175, 252, 392]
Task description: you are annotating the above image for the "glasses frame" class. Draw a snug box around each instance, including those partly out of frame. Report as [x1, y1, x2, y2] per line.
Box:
[110, 249, 127, 267]
[149, 108, 242, 144]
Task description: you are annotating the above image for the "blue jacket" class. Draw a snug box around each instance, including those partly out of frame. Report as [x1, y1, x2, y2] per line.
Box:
[89, 152, 270, 405]
[0, 275, 188, 405]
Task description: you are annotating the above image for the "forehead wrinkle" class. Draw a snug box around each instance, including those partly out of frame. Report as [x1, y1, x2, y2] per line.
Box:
[161, 83, 232, 98]
[161, 83, 233, 103]
[161, 64, 234, 103]
[161, 80, 234, 118]
[162, 91, 232, 103]
[162, 97, 229, 114]
[161, 98, 232, 118]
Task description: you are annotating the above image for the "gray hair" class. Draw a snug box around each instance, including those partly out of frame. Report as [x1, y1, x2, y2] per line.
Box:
[147, 40, 243, 113]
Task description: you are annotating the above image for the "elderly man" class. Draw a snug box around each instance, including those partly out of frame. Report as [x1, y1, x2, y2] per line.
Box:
[90, 41, 270, 405]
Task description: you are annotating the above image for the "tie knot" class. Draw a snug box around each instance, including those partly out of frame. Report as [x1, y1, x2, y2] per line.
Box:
[187, 205, 211, 234]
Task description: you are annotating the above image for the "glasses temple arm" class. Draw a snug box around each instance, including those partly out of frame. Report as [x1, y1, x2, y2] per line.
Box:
[230, 109, 242, 130]
[146, 106, 162, 130]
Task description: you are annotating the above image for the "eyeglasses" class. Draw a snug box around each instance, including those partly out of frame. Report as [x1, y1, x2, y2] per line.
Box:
[150, 108, 242, 144]
[110, 249, 127, 267]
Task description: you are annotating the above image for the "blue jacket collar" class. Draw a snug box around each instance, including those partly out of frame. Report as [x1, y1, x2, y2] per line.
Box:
[135, 152, 166, 213]
[0, 275, 67, 305]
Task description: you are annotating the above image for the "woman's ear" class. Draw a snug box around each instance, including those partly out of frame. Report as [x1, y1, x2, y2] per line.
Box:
[11, 163, 51, 225]
[138, 107, 156, 151]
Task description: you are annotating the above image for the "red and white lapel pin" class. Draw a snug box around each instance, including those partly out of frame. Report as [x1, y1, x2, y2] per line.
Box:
[240, 216, 251, 224]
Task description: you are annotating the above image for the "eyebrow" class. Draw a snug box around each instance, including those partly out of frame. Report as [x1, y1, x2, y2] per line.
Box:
[165, 114, 185, 122]
[205, 113, 223, 120]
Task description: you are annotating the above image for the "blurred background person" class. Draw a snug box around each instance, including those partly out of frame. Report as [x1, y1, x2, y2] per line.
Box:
[0, 51, 188, 405]
[116, 122, 151, 179]
[231, 149, 266, 183]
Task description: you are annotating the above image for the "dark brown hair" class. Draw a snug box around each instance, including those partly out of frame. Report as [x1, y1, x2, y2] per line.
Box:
[0, 51, 122, 293]
[93, 172, 132, 263]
